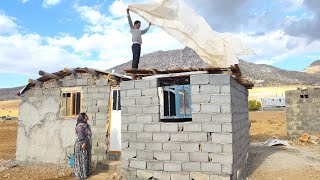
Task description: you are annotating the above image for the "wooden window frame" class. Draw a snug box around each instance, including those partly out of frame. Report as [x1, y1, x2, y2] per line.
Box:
[61, 88, 82, 118]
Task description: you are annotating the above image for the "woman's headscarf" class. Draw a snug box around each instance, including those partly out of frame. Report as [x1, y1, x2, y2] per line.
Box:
[77, 112, 87, 125]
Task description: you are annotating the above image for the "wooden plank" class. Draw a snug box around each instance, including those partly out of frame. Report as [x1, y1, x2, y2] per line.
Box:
[142, 71, 208, 80]
[84, 67, 98, 75]
[63, 68, 77, 74]
[28, 79, 43, 85]
[39, 70, 60, 80]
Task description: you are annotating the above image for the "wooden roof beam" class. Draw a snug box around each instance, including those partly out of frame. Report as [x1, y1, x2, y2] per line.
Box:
[63, 68, 77, 74]
[28, 79, 43, 85]
[39, 70, 60, 80]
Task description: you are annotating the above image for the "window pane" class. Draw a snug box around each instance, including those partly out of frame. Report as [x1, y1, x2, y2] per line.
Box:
[169, 88, 176, 116]
[113, 90, 117, 110]
[179, 89, 185, 115]
[76, 92, 81, 114]
[72, 93, 76, 115]
[66, 93, 71, 116]
[184, 88, 191, 114]
[163, 89, 169, 116]
[62, 93, 67, 116]
[117, 90, 121, 110]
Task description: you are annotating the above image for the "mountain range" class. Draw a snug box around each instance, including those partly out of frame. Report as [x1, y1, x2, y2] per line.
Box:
[1, 47, 320, 101]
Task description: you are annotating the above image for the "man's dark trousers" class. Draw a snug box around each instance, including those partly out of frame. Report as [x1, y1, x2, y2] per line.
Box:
[131, 43, 141, 69]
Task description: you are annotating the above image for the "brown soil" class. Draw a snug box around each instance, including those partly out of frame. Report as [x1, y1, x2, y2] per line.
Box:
[0, 111, 320, 180]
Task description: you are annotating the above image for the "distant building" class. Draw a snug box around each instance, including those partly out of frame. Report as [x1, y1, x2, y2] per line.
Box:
[261, 97, 285, 107]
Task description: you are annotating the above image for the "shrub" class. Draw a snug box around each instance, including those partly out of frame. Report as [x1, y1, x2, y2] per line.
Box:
[248, 100, 261, 111]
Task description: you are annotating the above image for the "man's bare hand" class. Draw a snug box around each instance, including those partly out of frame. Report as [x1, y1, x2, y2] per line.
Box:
[82, 143, 87, 150]
[126, 8, 130, 14]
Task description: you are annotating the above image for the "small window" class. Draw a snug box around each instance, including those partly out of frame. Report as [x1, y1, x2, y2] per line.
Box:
[61, 91, 82, 117]
[160, 85, 191, 121]
[112, 89, 121, 111]
[304, 95, 309, 98]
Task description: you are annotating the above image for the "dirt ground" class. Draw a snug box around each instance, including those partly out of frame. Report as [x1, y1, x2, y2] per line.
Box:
[0, 100, 20, 117]
[0, 111, 320, 179]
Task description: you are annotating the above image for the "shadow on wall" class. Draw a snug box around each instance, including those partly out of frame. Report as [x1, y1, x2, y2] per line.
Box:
[247, 142, 282, 176]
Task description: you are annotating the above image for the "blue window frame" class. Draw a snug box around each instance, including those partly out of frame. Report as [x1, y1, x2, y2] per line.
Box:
[161, 85, 192, 119]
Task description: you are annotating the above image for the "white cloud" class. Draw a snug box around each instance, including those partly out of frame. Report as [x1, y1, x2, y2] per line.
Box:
[0, 13, 18, 34]
[42, 0, 62, 8]
[21, 0, 30, 3]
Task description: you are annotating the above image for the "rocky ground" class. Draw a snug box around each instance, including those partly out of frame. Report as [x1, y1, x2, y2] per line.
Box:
[0, 111, 320, 179]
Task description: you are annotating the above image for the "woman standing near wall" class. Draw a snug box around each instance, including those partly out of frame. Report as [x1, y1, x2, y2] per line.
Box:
[74, 113, 92, 179]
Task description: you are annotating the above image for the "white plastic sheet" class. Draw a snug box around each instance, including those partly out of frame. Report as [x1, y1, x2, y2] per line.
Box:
[128, 0, 254, 67]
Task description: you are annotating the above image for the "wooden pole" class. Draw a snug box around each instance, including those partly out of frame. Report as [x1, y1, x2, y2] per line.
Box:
[28, 79, 43, 85]
[63, 68, 77, 74]
[84, 67, 98, 75]
[39, 70, 60, 79]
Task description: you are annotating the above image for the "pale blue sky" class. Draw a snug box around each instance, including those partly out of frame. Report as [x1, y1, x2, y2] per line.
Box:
[0, 0, 320, 88]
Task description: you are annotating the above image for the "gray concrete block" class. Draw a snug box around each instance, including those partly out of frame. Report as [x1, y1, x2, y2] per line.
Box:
[201, 163, 222, 173]
[222, 164, 232, 174]
[163, 142, 181, 151]
[122, 132, 137, 141]
[209, 75, 231, 85]
[191, 75, 209, 85]
[149, 79, 159, 88]
[190, 172, 210, 180]
[96, 113, 108, 120]
[129, 142, 145, 150]
[211, 114, 232, 123]
[122, 149, 137, 160]
[121, 98, 136, 106]
[128, 123, 144, 131]
[136, 170, 153, 179]
[64, 79, 77, 87]
[164, 162, 182, 172]
[88, 106, 99, 113]
[127, 89, 142, 97]
[210, 175, 230, 180]
[147, 161, 163, 171]
[191, 85, 200, 94]
[192, 94, 211, 103]
[182, 162, 201, 171]
[170, 133, 189, 142]
[193, 113, 212, 122]
[153, 171, 170, 180]
[201, 143, 222, 153]
[220, 85, 231, 94]
[202, 123, 222, 133]
[136, 97, 152, 105]
[136, 115, 153, 123]
[221, 104, 232, 113]
[161, 123, 178, 132]
[171, 152, 189, 162]
[127, 106, 143, 114]
[201, 104, 221, 113]
[200, 85, 220, 94]
[143, 105, 159, 114]
[180, 143, 199, 152]
[153, 133, 170, 142]
[211, 133, 233, 144]
[210, 95, 231, 104]
[183, 123, 202, 132]
[135, 80, 150, 89]
[222, 124, 232, 132]
[121, 160, 129, 169]
[142, 88, 158, 96]
[88, 87, 99, 94]
[145, 142, 162, 151]
[144, 123, 161, 132]
[98, 87, 109, 93]
[137, 132, 153, 141]
[209, 153, 233, 164]
[189, 132, 207, 142]
[137, 150, 153, 160]
[76, 78, 88, 86]
[122, 114, 137, 123]
[171, 173, 190, 180]
[122, 141, 129, 149]
[120, 81, 134, 90]
[190, 152, 209, 162]
[154, 151, 171, 161]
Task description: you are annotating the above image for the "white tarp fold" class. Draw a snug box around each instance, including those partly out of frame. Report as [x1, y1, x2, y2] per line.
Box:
[129, 0, 254, 67]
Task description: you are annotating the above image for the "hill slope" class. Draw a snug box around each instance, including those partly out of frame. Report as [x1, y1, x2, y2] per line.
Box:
[0, 86, 23, 101]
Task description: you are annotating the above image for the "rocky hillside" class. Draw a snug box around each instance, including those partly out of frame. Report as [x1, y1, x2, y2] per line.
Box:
[0, 86, 23, 101]
[303, 60, 320, 74]
[110, 47, 320, 87]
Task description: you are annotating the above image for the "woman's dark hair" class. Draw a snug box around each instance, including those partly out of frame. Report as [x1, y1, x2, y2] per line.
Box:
[134, 20, 141, 25]
[80, 112, 87, 118]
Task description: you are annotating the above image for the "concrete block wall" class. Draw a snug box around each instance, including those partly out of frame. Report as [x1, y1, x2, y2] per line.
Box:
[17, 73, 111, 165]
[120, 74, 250, 180]
[286, 88, 320, 138]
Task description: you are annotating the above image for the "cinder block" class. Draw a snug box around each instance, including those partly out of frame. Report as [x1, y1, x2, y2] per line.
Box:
[136, 97, 152, 105]
[221, 104, 232, 113]
[193, 113, 212, 122]
[190, 152, 209, 162]
[149, 79, 159, 88]
[153, 133, 170, 142]
[144, 123, 161, 132]
[210, 175, 230, 180]
[222, 164, 232, 174]
[201, 162, 222, 173]
[164, 162, 182, 172]
[122, 114, 137, 123]
[76, 78, 88, 86]
[201, 143, 222, 153]
[171, 173, 190, 180]
[147, 161, 163, 171]
[121, 149, 137, 160]
[209, 75, 231, 85]
[190, 75, 209, 85]
[190, 172, 210, 180]
[122, 141, 129, 149]
[122, 132, 137, 141]
[130, 159, 147, 169]
[143, 105, 159, 114]
[222, 124, 232, 132]
[154, 151, 171, 161]
[88, 87, 99, 94]
[142, 88, 158, 96]
[210, 95, 231, 104]
[182, 162, 201, 171]
[121, 98, 136, 106]
[127, 106, 143, 114]
[200, 85, 220, 94]
[120, 81, 135, 90]
[127, 89, 142, 97]
[192, 94, 211, 103]
[137, 150, 153, 160]
[137, 132, 153, 141]
[211, 114, 232, 123]
[220, 85, 231, 94]
[163, 142, 181, 151]
[128, 123, 144, 131]
[154, 171, 171, 180]
[136, 169, 153, 179]
[183, 123, 202, 132]
[170, 133, 189, 142]
[211, 134, 233, 144]
[189, 132, 207, 142]
[209, 153, 233, 164]
[135, 80, 150, 89]
[202, 123, 222, 133]
[171, 152, 189, 162]
[180, 143, 199, 152]
[121, 160, 129, 169]
[145, 142, 162, 151]
[136, 115, 153, 123]
[161, 123, 178, 132]
[129, 142, 145, 150]
[200, 104, 221, 113]
[191, 85, 200, 94]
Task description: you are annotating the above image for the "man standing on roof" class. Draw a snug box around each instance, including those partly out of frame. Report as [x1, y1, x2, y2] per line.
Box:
[127, 8, 151, 69]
